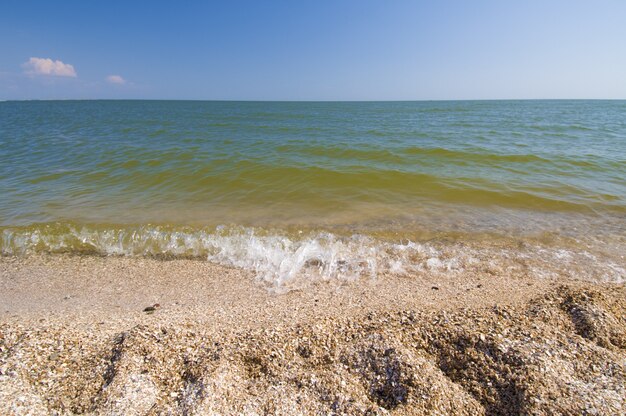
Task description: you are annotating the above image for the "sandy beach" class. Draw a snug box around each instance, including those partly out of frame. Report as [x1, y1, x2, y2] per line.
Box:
[1, 255, 624, 415]
[4, 1, 626, 414]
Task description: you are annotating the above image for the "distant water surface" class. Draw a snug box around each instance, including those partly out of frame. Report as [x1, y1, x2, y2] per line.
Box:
[1, 100, 624, 285]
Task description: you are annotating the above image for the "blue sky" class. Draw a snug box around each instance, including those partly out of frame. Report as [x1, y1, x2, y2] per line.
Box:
[1, 0, 625, 100]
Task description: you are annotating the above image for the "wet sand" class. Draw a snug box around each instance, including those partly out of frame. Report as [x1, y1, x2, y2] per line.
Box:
[1, 255, 624, 415]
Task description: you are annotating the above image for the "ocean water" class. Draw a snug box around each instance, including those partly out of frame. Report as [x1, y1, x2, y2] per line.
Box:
[1, 100, 624, 285]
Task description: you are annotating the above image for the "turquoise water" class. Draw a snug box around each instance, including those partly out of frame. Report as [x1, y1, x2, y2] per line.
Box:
[1, 100, 624, 284]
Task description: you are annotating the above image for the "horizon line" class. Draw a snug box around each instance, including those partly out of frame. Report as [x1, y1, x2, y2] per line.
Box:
[2, 98, 626, 103]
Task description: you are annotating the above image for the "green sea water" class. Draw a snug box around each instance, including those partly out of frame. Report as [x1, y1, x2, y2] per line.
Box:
[1, 100, 624, 285]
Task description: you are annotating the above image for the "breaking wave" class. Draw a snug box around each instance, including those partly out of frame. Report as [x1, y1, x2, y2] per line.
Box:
[2, 224, 624, 286]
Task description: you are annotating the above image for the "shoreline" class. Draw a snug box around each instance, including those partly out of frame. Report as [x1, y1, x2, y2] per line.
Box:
[1, 254, 624, 414]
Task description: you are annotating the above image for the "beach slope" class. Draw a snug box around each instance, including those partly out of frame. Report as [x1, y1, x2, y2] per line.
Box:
[1, 255, 624, 415]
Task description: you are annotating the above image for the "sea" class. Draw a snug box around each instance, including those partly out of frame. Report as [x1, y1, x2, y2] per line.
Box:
[1, 100, 624, 286]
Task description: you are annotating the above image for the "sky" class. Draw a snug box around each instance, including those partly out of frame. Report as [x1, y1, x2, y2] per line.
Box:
[1, 0, 625, 101]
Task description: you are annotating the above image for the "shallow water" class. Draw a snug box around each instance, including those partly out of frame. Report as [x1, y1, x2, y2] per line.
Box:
[1, 100, 624, 284]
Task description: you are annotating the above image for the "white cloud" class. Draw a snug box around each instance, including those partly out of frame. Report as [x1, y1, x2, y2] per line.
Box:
[23, 57, 77, 77]
[106, 75, 126, 85]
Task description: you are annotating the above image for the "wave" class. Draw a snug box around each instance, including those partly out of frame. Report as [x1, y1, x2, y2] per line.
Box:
[2, 224, 624, 287]
[60, 157, 621, 212]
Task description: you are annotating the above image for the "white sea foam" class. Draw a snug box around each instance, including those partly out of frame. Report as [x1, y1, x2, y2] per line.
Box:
[1, 225, 624, 286]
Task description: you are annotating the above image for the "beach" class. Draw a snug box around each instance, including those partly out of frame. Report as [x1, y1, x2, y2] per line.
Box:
[3, 0, 626, 413]
[1, 254, 624, 415]
[1, 100, 624, 414]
